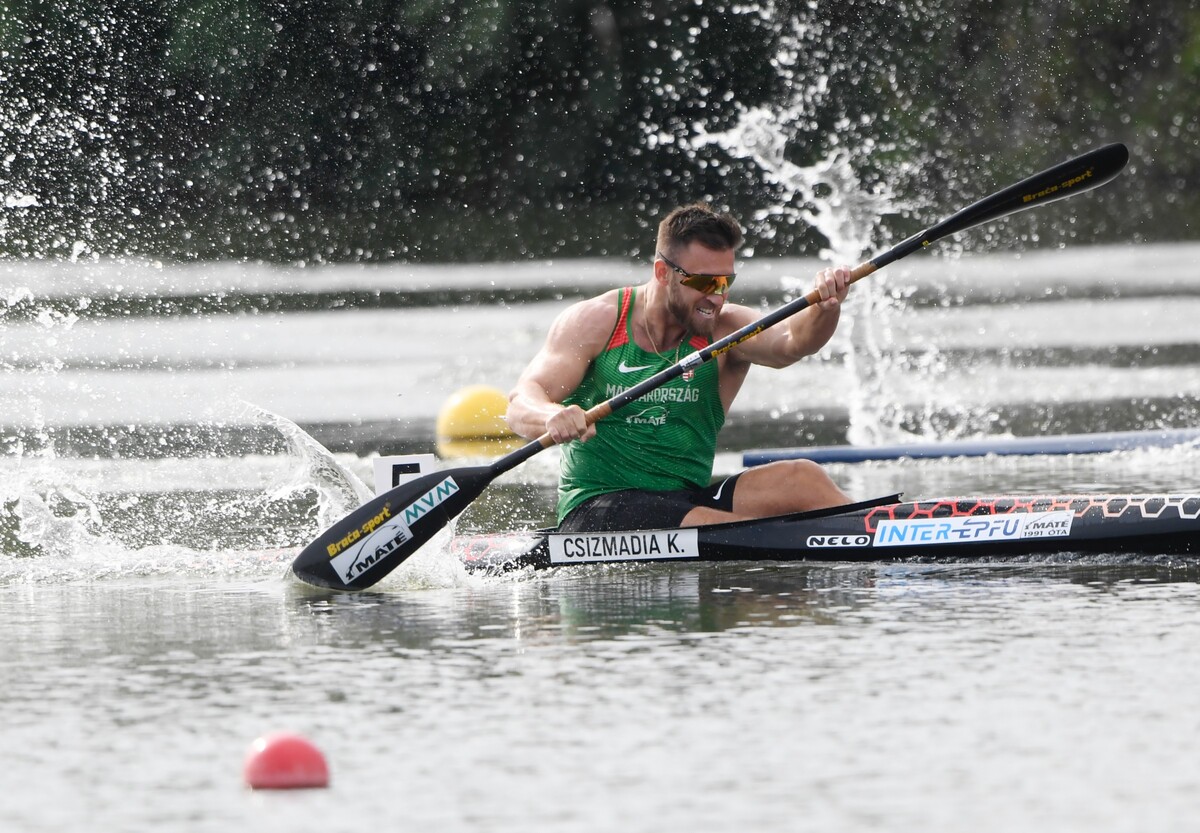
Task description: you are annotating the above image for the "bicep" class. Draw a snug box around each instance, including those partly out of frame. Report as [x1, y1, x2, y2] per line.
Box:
[516, 344, 589, 404]
[515, 301, 614, 402]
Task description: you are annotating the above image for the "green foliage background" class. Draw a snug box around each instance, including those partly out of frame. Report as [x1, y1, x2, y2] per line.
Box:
[1, 0, 1195, 261]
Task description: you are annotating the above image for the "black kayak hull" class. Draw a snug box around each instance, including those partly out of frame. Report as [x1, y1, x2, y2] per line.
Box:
[451, 493, 1200, 572]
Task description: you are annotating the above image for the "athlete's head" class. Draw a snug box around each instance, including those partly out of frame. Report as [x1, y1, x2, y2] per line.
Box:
[655, 203, 743, 261]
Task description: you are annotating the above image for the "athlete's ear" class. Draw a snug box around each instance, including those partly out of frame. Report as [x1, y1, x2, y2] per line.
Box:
[652, 257, 669, 284]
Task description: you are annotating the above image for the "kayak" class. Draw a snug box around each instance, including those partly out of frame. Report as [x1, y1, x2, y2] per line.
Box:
[450, 493, 1200, 573]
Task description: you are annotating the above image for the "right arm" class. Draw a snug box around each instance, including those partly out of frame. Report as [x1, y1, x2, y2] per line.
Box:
[506, 292, 619, 444]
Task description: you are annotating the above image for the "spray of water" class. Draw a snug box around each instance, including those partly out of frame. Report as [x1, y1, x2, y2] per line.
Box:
[244, 403, 371, 523]
[692, 35, 933, 444]
[0, 403, 366, 585]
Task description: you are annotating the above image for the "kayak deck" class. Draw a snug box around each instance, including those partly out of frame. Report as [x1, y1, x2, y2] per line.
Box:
[451, 493, 1200, 572]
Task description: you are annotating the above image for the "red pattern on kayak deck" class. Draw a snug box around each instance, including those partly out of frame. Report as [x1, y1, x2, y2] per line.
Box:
[862, 495, 1200, 533]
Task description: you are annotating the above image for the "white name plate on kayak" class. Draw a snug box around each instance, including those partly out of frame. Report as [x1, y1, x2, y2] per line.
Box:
[547, 529, 700, 564]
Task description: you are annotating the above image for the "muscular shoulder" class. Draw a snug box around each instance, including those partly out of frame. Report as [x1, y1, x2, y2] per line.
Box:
[545, 289, 623, 360]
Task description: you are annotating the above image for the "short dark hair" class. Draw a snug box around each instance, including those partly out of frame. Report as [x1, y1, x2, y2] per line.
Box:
[656, 203, 744, 258]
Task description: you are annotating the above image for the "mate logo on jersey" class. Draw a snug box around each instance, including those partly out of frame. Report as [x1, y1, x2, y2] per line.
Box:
[626, 405, 669, 426]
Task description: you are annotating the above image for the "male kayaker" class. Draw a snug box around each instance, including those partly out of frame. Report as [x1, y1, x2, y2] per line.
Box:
[505, 202, 852, 532]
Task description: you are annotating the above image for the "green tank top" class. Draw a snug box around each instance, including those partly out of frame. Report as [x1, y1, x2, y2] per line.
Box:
[557, 286, 726, 523]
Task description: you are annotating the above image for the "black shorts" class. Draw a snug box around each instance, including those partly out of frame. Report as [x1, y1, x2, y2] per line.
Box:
[557, 474, 743, 533]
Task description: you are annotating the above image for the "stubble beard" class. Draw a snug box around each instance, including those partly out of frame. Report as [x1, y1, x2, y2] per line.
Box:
[666, 281, 719, 339]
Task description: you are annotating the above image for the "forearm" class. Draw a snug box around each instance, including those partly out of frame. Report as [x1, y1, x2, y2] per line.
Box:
[784, 263, 849, 359]
[507, 380, 596, 445]
[735, 266, 848, 368]
[750, 304, 841, 368]
[505, 382, 563, 439]
[784, 303, 840, 359]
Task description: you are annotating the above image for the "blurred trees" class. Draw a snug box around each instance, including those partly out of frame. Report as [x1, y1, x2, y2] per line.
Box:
[0, 0, 1196, 261]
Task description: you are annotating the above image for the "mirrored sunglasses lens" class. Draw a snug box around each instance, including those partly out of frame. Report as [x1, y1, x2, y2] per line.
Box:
[682, 274, 731, 294]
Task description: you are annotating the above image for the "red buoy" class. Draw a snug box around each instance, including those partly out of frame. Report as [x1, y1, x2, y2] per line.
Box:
[243, 732, 330, 790]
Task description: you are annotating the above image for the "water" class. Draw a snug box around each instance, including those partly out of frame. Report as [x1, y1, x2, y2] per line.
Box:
[3, 247, 1200, 831]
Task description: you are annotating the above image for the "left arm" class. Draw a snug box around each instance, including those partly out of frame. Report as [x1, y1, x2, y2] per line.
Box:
[729, 266, 850, 368]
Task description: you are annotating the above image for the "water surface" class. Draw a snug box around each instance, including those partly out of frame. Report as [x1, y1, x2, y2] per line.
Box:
[3, 247, 1199, 831]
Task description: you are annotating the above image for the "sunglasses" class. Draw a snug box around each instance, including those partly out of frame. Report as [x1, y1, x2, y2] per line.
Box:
[656, 252, 737, 295]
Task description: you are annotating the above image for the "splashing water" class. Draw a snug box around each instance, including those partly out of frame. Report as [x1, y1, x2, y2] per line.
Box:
[697, 108, 896, 262]
[246, 408, 482, 590]
[696, 105, 932, 445]
[0, 403, 373, 586]
[243, 402, 371, 526]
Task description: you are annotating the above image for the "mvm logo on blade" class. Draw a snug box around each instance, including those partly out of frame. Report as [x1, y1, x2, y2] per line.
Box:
[400, 476, 461, 526]
[329, 476, 461, 583]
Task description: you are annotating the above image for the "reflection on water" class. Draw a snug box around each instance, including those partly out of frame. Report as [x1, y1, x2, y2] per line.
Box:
[289, 563, 881, 646]
[11, 559, 1199, 667]
[283, 558, 1200, 650]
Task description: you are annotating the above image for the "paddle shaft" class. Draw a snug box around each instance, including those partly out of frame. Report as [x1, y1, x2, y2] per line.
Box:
[500, 143, 1130, 476]
[571, 265, 870, 428]
[489, 275, 847, 477]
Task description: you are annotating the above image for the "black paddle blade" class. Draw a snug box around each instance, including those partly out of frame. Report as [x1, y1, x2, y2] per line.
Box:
[290, 465, 496, 590]
[931, 142, 1129, 241]
[872, 143, 1129, 271]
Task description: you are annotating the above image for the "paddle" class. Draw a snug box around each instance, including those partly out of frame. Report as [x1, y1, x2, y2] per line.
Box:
[291, 142, 1129, 590]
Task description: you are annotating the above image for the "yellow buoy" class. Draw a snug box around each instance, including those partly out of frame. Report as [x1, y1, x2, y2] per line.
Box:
[436, 384, 524, 459]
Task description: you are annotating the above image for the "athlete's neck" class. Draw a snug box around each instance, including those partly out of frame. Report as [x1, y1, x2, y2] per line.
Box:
[639, 283, 687, 356]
